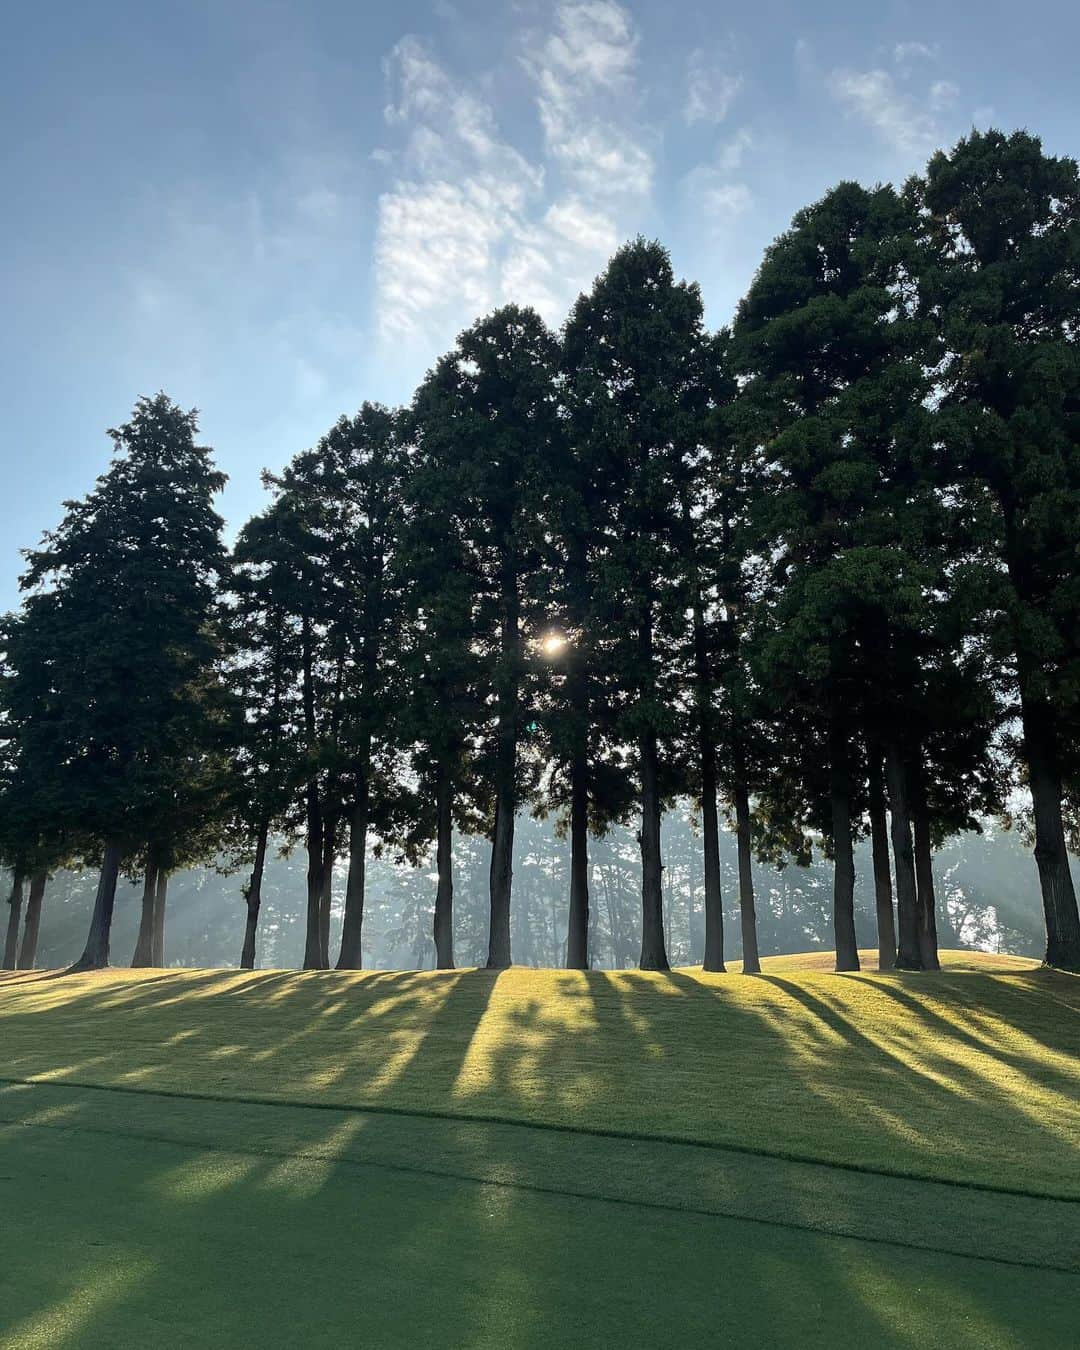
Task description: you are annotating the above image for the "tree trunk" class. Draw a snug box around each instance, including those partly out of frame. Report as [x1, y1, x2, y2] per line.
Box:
[337, 778, 370, 970]
[701, 745, 725, 973]
[151, 871, 168, 967]
[830, 726, 860, 972]
[69, 841, 123, 972]
[734, 780, 760, 974]
[867, 743, 896, 971]
[131, 863, 159, 967]
[638, 725, 669, 970]
[487, 572, 519, 970]
[912, 807, 941, 972]
[3, 871, 25, 971]
[318, 819, 336, 968]
[433, 756, 454, 970]
[566, 746, 590, 969]
[1021, 695, 1080, 970]
[302, 785, 325, 970]
[240, 821, 269, 970]
[884, 740, 921, 970]
[910, 756, 941, 972]
[17, 870, 47, 970]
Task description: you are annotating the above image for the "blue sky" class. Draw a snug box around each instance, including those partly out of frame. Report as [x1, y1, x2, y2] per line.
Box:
[3, 0, 1077, 604]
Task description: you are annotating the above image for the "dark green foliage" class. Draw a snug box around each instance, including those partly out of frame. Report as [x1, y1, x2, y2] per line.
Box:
[12, 395, 227, 969]
[5, 127, 1079, 978]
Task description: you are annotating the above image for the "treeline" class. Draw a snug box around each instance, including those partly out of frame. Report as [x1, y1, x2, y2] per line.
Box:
[2, 128, 1079, 976]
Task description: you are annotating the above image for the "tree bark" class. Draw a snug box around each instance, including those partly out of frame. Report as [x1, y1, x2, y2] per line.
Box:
[433, 755, 454, 970]
[867, 743, 896, 971]
[131, 863, 159, 967]
[1021, 695, 1080, 970]
[318, 818, 336, 968]
[302, 784, 326, 970]
[240, 821, 269, 970]
[734, 779, 760, 974]
[151, 870, 168, 967]
[566, 745, 590, 969]
[69, 841, 123, 972]
[912, 805, 941, 972]
[337, 776, 370, 970]
[830, 725, 860, 972]
[17, 870, 47, 970]
[3, 871, 25, 971]
[910, 755, 941, 972]
[884, 740, 921, 970]
[639, 725, 669, 970]
[487, 570, 519, 969]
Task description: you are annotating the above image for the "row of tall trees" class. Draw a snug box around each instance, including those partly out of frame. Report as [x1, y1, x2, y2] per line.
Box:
[3, 129, 1079, 974]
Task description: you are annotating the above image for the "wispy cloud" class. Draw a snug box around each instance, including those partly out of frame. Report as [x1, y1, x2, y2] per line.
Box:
[523, 1, 653, 197]
[827, 67, 942, 154]
[827, 41, 961, 158]
[684, 46, 744, 125]
[374, 3, 651, 351]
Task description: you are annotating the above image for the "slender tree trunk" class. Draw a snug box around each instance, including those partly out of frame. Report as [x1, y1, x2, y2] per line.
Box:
[131, 863, 159, 967]
[487, 572, 519, 969]
[318, 818, 336, 968]
[566, 747, 590, 969]
[910, 757, 941, 972]
[69, 842, 123, 972]
[3, 871, 25, 971]
[433, 755, 454, 970]
[302, 785, 325, 970]
[151, 871, 168, 967]
[639, 726, 669, 970]
[240, 821, 269, 970]
[337, 775, 370, 970]
[1021, 694, 1080, 970]
[17, 870, 47, 970]
[867, 743, 896, 971]
[638, 602, 668, 971]
[701, 745, 725, 973]
[734, 779, 760, 974]
[830, 725, 860, 972]
[884, 740, 921, 970]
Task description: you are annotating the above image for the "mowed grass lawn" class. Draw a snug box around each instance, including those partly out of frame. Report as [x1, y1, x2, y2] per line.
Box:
[1, 949, 1078, 1347]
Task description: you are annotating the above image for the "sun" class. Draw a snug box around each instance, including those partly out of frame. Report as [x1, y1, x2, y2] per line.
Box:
[539, 632, 567, 658]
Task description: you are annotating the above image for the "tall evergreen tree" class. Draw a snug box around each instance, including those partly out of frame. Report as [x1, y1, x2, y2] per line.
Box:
[731, 181, 944, 971]
[16, 395, 226, 970]
[917, 129, 1080, 969]
[563, 240, 709, 970]
[409, 307, 560, 968]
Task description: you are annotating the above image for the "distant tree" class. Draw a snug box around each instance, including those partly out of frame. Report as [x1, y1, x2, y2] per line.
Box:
[16, 395, 227, 971]
[917, 129, 1080, 969]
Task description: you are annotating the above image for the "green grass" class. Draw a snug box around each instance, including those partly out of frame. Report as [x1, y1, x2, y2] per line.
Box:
[1, 950, 1078, 1347]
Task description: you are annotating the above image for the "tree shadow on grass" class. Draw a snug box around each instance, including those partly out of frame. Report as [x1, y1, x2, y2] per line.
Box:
[1, 1081, 1077, 1350]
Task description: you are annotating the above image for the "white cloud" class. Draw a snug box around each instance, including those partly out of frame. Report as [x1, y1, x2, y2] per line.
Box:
[717, 128, 754, 171]
[827, 67, 941, 154]
[929, 80, 959, 111]
[893, 41, 939, 68]
[523, 2, 653, 199]
[684, 47, 744, 125]
[682, 165, 752, 236]
[373, 11, 649, 350]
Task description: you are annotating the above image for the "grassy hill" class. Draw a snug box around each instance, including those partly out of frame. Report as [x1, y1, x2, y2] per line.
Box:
[1, 950, 1077, 1348]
